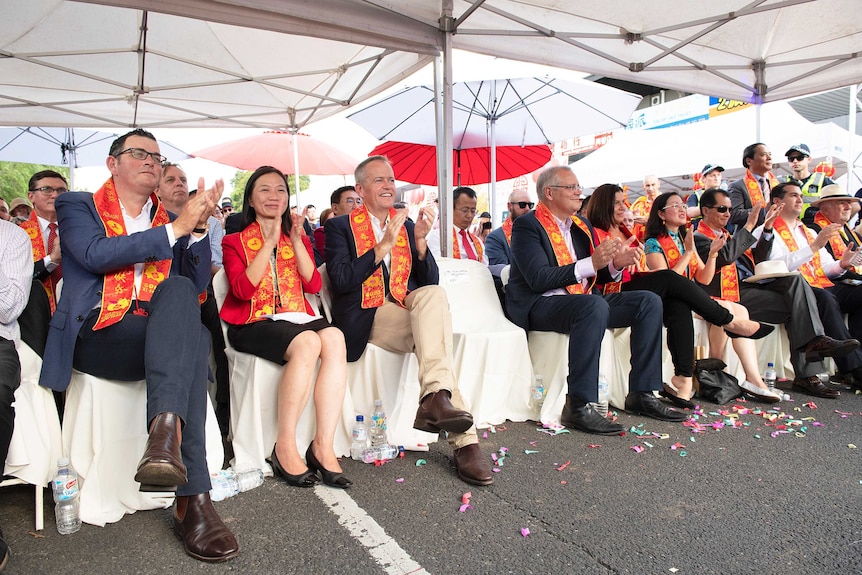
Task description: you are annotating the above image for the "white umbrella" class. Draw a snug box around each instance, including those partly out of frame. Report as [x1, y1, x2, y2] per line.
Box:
[348, 77, 641, 224]
[0, 127, 190, 190]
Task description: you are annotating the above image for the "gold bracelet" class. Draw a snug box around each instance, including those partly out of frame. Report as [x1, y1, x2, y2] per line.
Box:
[709, 254, 718, 259]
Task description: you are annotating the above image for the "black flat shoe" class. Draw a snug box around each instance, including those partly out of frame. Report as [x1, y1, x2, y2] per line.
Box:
[726, 321, 774, 340]
[659, 388, 695, 410]
[305, 443, 352, 489]
[270, 447, 319, 488]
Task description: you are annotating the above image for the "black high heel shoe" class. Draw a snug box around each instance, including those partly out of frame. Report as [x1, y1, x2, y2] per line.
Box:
[305, 443, 352, 489]
[270, 447, 319, 488]
[726, 321, 774, 340]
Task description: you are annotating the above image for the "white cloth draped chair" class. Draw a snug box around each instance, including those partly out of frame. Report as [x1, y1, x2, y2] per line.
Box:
[435, 258, 533, 427]
[62, 372, 224, 526]
[2, 341, 62, 531]
[317, 265, 438, 451]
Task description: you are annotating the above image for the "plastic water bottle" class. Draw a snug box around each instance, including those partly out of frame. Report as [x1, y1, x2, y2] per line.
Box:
[764, 362, 777, 394]
[233, 467, 264, 492]
[209, 469, 239, 502]
[351, 415, 369, 461]
[529, 374, 545, 417]
[370, 400, 388, 447]
[591, 375, 610, 417]
[52, 457, 81, 535]
[361, 444, 399, 463]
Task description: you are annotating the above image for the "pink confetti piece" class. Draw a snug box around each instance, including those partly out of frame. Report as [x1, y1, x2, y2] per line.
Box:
[461, 492, 472, 504]
[670, 442, 684, 450]
[804, 401, 818, 409]
[521, 528, 530, 537]
[482, 431, 488, 439]
[492, 467, 501, 473]
[560, 480, 567, 485]
[556, 460, 571, 471]
[395, 478, 404, 483]
[588, 444, 601, 448]
[630, 445, 645, 453]
[459, 504, 472, 513]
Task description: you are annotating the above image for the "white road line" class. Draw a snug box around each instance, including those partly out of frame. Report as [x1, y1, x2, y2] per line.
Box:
[315, 485, 430, 575]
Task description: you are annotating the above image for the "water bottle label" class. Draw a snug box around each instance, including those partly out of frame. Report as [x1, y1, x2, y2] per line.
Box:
[352, 429, 367, 441]
[531, 386, 544, 400]
[54, 477, 78, 500]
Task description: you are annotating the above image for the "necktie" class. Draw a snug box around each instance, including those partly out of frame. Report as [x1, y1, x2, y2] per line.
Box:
[47, 222, 62, 281]
[759, 177, 770, 202]
[460, 229, 478, 261]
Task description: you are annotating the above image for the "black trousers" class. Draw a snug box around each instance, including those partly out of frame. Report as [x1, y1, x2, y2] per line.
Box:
[200, 290, 230, 438]
[72, 276, 212, 495]
[814, 286, 862, 374]
[0, 338, 20, 468]
[828, 282, 862, 347]
[623, 270, 733, 377]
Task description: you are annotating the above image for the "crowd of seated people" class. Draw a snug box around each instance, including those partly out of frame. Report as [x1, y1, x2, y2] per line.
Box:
[4, 130, 862, 572]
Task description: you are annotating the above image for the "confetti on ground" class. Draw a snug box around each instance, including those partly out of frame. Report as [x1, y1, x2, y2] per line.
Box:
[521, 528, 531, 537]
[670, 442, 684, 450]
[630, 445, 645, 453]
[395, 478, 404, 483]
[482, 431, 488, 439]
[459, 503, 472, 513]
[524, 449, 540, 454]
[588, 444, 601, 448]
[459, 492, 473, 513]
[850, 444, 857, 449]
[642, 441, 654, 448]
[415, 459, 426, 467]
[804, 401, 818, 409]
[556, 460, 571, 471]
[679, 450, 687, 457]
[461, 492, 472, 504]
[669, 568, 679, 573]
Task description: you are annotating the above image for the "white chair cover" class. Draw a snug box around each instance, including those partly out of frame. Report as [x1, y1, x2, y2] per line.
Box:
[317, 265, 437, 451]
[436, 258, 534, 427]
[2, 341, 62, 530]
[62, 371, 224, 526]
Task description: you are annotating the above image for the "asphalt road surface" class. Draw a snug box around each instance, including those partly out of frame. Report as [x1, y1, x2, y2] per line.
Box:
[2, 385, 861, 575]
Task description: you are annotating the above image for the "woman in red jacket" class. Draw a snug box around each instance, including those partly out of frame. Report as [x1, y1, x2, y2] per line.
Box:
[221, 166, 351, 489]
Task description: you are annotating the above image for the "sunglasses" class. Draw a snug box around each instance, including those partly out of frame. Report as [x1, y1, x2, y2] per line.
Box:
[787, 155, 807, 162]
[513, 201, 535, 209]
[705, 205, 730, 213]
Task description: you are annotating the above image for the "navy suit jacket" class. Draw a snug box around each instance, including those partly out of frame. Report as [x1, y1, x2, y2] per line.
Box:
[506, 210, 613, 331]
[39, 191, 211, 391]
[324, 212, 438, 362]
[485, 226, 511, 265]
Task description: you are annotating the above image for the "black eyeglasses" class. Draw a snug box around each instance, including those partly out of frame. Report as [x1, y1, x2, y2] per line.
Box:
[705, 205, 730, 213]
[512, 201, 535, 209]
[787, 155, 807, 162]
[29, 186, 68, 195]
[114, 147, 167, 164]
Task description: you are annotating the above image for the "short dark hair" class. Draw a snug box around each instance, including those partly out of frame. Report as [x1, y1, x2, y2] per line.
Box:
[584, 183, 623, 231]
[741, 142, 765, 169]
[453, 186, 477, 203]
[330, 185, 356, 205]
[305, 204, 316, 210]
[770, 180, 801, 202]
[698, 188, 730, 215]
[109, 128, 157, 157]
[240, 166, 292, 235]
[29, 169, 68, 191]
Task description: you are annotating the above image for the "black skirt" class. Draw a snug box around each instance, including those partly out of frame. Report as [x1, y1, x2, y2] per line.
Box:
[227, 317, 333, 365]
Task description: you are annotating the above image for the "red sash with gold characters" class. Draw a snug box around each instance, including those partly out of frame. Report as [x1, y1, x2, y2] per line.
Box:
[656, 232, 697, 279]
[239, 221, 306, 322]
[773, 217, 833, 288]
[743, 170, 778, 205]
[534, 202, 595, 294]
[19, 211, 58, 312]
[349, 205, 412, 308]
[502, 217, 513, 245]
[451, 229, 483, 261]
[696, 225, 741, 302]
[92, 179, 173, 330]
[593, 227, 623, 294]
[813, 211, 862, 273]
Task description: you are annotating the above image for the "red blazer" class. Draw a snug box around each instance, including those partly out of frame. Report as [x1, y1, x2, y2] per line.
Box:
[221, 232, 321, 325]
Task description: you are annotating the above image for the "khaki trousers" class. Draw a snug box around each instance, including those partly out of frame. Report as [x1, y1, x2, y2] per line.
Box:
[368, 285, 477, 449]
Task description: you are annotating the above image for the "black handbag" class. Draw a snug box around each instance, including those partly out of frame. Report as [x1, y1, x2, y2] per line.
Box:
[694, 358, 743, 404]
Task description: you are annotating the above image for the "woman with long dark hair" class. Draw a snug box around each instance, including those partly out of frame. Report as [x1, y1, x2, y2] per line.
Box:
[220, 166, 352, 489]
[585, 185, 773, 407]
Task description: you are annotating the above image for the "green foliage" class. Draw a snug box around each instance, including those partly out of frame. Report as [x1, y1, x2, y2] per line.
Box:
[227, 170, 310, 210]
[0, 162, 70, 202]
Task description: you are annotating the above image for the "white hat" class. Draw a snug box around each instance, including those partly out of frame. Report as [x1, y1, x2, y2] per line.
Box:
[810, 184, 860, 207]
[743, 260, 800, 283]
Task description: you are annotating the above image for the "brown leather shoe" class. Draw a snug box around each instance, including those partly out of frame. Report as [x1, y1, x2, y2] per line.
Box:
[413, 390, 474, 434]
[792, 375, 840, 399]
[134, 412, 187, 490]
[803, 335, 860, 362]
[452, 443, 493, 486]
[173, 493, 239, 563]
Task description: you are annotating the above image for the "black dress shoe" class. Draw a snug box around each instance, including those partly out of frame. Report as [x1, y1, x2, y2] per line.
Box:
[270, 447, 319, 488]
[305, 443, 352, 489]
[413, 390, 474, 434]
[173, 493, 239, 563]
[625, 392, 688, 422]
[792, 375, 840, 399]
[452, 443, 494, 486]
[561, 396, 623, 435]
[803, 335, 860, 362]
[726, 322, 774, 340]
[842, 368, 862, 390]
[658, 389, 695, 409]
[135, 412, 187, 491]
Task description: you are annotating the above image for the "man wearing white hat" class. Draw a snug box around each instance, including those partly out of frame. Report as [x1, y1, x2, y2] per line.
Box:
[754, 181, 862, 396]
[805, 184, 862, 388]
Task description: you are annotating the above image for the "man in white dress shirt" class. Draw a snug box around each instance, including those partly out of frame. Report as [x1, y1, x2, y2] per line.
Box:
[427, 186, 488, 264]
